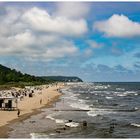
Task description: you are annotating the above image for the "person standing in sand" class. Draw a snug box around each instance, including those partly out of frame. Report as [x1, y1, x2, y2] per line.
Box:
[40, 99, 42, 104]
[48, 96, 50, 102]
[17, 109, 20, 117]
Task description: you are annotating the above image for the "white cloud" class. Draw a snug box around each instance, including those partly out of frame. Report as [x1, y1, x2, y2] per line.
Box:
[0, 6, 81, 61]
[0, 31, 78, 61]
[54, 2, 90, 19]
[87, 40, 104, 48]
[0, 30, 36, 55]
[0, 7, 23, 36]
[94, 14, 140, 38]
[22, 7, 88, 37]
[42, 40, 78, 60]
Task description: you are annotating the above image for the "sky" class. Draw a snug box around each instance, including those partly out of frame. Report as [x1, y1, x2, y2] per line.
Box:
[0, 2, 140, 82]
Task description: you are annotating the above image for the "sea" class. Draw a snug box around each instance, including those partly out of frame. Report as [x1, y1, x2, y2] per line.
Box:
[8, 82, 140, 138]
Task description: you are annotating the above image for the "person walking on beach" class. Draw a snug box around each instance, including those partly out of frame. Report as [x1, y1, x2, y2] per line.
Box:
[17, 109, 20, 117]
[48, 97, 50, 103]
[40, 99, 42, 104]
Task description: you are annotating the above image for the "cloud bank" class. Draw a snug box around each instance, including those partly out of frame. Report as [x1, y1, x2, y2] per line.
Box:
[0, 6, 87, 61]
[22, 7, 88, 37]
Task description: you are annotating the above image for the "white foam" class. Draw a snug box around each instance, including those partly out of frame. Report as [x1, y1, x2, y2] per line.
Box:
[131, 123, 140, 127]
[114, 91, 121, 94]
[117, 94, 127, 97]
[116, 88, 125, 91]
[30, 133, 49, 138]
[125, 91, 136, 94]
[30, 133, 37, 139]
[50, 133, 56, 136]
[134, 107, 138, 110]
[87, 108, 116, 117]
[62, 92, 79, 102]
[55, 119, 66, 124]
[116, 91, 137, 97]
[46, 114, 55, 121]
[94, 85, 109, 90]
[70, 102, 91, 110]
[78, 99, 86, 103]
[87, 111, 98, 117]
[46, 114, 66, 124]
[105, 96, 113, 99]
[65, 122, 79, 127]
[123, 92, 128, 95]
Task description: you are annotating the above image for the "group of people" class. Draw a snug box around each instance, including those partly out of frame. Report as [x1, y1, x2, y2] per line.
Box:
[0, 83, 62, 118]
[0, 86, 45, 117]
[0, 86, 43, 101]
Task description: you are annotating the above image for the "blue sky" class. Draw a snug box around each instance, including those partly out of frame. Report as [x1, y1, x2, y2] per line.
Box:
[0, 2, 140, 82]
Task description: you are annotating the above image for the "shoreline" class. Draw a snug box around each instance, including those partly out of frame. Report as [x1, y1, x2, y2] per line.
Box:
[0, 83, 64, 138]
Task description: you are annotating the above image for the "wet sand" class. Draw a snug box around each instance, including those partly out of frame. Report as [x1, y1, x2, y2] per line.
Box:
[0, 83, 63, 138]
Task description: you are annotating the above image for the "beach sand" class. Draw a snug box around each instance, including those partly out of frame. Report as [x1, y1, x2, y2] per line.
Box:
[0, 83, 64, 138]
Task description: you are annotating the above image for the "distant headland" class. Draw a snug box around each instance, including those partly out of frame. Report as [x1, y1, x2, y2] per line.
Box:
[0, 64, 82, 89]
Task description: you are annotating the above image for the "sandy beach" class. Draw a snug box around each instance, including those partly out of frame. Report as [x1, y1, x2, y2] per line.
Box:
[0, 83, 63, 137]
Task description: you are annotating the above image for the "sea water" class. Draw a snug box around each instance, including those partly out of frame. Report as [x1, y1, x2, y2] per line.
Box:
[8, 82, 140, 138]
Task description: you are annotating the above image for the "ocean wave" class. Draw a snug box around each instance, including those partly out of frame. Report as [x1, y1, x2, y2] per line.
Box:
[116, 88, 125, 91]
[134, 107, 139, 110]
[63, 96, 78, 101]
[114, 91, 121, 94]
[30, 133, 49, 138]
[87, 111, 98, 117]
[78, 99, 86, 104]
[117, 94, 127, 97]
[46, 114, 67, 124]
[131, 123, 140, 127]
[46, 113, 79, 128]
[94, 85, 109, 90]
[91, 91, 109, 94]
[116, 91, 138, 97]
[105, 96, 113, 99]
[46, 113, 55, 120]
[125, 91, 137, 94]
[65, 122, 79, 127]
[55, 119, 67, 124]
[70, 102, 91, 110]
[87, 107, 138, 117]
[62, 91, 80, 101]
[64, 91, 91, 110]
[87, 108, 114, 117]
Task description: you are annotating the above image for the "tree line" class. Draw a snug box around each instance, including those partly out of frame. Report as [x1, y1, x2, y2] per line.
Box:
[0, 64, 49, 85]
